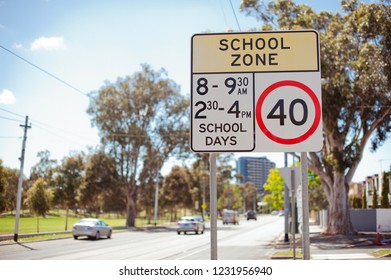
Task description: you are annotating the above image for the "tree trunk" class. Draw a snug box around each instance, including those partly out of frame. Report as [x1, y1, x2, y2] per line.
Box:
[65, 208, 69, 231]
[146, 207, 151, 224]
[126, 194, 137, 227]
[324, 172, 355, 234]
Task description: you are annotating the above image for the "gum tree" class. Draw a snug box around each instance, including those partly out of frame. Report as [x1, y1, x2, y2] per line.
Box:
[241, 0, 391, 234]
[25, 178, 52, 233]
[88, 64, 189, 227]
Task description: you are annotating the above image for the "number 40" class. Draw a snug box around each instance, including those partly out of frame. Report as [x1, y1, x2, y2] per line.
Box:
[267, 99, 308, 126]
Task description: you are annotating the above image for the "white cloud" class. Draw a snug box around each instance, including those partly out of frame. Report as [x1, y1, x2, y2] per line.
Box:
[14, 43, 23, 49]
[30, 36, 66, 51]
[0, 89, 16, 105]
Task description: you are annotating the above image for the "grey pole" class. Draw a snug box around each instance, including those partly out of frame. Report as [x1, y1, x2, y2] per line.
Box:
[291, 169, 296, 260]
[14, 116, 31, 242]
[153, 172, 159, 226]
[301, 152, 310, 260]
[202, 176, 206, 220]
[284, 153, 289, 242]
[210, 153, 218, 260]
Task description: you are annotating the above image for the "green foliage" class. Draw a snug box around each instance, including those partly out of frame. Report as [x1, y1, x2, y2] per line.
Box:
[351, 196, 362, 208]
[308, 171, 328, 211]
[240, 181, 258, 211]
[55, 153, 85, 210]
[25, 178, 52, 216]
[241, 0, 391, 234]
[263, 168, 284, 210]
[218, 184, 242, 210]
[29, 150, 57, 185]
[87, 64, 189, 227]
[161, 165, 192, 221]
[362, 191, 367, 209]
[372, 187, 378, 209]
[80, 151, 122, 216]
[0, 160, 19, 214]
[380, 172, 390, 208]
[25, 178, 52, 232]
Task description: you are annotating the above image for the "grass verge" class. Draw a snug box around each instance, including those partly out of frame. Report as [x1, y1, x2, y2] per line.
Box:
[0, 215, 126, 234]
[370, 249, 391, 258]
[270, 250, 304, 259]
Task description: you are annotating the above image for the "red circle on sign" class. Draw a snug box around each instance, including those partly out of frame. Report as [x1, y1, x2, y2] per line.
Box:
[256, 80, 321, 145]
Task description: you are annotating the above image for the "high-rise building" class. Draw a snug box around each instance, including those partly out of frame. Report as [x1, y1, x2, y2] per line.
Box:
[237, 156, 276, 193]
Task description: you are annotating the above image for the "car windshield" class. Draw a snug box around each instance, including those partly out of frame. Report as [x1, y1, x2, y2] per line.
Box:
[78, 220, 97, 225]
[180, 217, 194, 222]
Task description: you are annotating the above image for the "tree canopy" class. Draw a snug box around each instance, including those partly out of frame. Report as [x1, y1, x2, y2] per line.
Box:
[87, 64, 189, 227]
[241, 0, 390, 234]
[263, 168, 284, 210]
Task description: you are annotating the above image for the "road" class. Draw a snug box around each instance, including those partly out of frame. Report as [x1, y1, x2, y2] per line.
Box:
[0, 215, 284, 260]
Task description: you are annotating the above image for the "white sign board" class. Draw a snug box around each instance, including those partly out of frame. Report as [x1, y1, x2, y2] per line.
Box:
[278, 167, 301, 192]
[191, 30, 322, 153]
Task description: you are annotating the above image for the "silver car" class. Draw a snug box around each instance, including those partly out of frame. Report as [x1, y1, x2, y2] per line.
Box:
[72, 218, 112, 240]
[177, 216, 205, 235]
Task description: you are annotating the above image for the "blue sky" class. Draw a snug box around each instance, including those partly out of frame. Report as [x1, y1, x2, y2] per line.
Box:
[0, 0, 389, 181]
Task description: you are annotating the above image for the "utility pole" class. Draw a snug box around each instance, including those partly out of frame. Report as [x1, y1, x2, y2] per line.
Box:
[14, 116, 31, 242]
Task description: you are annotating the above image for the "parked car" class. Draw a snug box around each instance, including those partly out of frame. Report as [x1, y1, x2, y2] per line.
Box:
[177, 216, 205, 235]
[72, 218, 112, 240]
[246, 210, 257, 221]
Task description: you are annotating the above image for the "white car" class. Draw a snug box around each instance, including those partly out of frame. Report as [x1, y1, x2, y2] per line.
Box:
[177, 216, 205, 235]
[72, 218, 112, 240]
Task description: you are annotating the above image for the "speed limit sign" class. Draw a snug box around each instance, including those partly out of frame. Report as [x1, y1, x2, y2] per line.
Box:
[191, 30, 322, 153]
[254, 72, 322, 152]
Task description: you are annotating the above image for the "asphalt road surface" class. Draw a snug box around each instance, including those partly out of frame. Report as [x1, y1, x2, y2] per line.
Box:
[0, 215, 284, 260]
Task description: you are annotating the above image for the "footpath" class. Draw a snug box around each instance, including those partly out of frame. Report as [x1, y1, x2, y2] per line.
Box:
[271, 224, 391, 259]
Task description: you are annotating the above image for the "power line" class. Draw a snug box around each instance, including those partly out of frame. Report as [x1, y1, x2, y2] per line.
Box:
[0, 115, 24, 123]
[219, 0, 229, 30]
[0, 44, 88, 97]
[0, 106, 96, 145]
[229, 0, 242, 31]
[32, 122, 93, 148]
[0, 136, 21, 139]
[0, 107, 25, 119]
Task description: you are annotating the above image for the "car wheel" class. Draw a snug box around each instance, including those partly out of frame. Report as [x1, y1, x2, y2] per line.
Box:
[73, 236, 78, 240]
[107, 230, 112, 239]
[95, 231, 100, 240]
[177, 231, 180, 235]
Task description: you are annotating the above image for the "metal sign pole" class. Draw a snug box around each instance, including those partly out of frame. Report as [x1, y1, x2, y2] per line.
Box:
[301, 152, 310, 260]
[209, 153, 218, 260]
[284, 153, 289, 242]
[291, 169, 296, 260]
